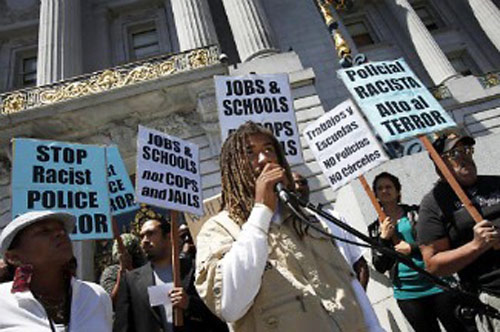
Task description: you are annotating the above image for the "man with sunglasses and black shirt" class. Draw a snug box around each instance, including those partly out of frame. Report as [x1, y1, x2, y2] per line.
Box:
[417, 132, 500, 332]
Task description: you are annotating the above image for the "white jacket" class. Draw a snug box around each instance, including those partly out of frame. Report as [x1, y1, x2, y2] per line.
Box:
[0, 278, 112, 332]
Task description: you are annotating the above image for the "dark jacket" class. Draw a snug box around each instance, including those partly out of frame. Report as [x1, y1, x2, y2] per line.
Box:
[113, 258, 228, 332]
[367, 204, 420, 285]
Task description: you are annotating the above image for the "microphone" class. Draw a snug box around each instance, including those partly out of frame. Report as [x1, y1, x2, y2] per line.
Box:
[274, 182, 292, 204]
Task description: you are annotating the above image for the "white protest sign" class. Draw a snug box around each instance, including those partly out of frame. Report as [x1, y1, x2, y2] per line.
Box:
[136, 125, 203, 216]
[304, 100, 389, 191]
[106, 146, 138, 216]
[215, 73, 304, 165]
[184, 193, 222, 242]
[338, 58, 456, 143]
[11, 139, 112, 240]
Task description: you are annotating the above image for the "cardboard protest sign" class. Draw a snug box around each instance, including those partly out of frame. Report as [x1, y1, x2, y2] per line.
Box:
[338, 58, 456, 142]
[136, 125, 203, 216]
[11, 139, 112, 240]
[304, 100, 389, 191]
[106, 146, 138, 216]
[215, 73, 304, 165]
[184, 193, 222, 242]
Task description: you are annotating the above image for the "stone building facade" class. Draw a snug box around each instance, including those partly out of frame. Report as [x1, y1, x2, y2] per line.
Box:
[0, 0, 499, 330]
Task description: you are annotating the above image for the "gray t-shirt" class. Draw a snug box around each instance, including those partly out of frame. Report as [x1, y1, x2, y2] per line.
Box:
[153, 265, 174, 332]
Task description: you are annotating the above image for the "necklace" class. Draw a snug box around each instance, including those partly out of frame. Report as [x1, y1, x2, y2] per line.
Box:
[35, 292, 71, 324]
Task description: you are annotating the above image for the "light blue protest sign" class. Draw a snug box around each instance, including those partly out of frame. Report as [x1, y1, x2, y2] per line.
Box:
[106, 146, 138, 217]
[11, 139, 112, 240]
[338, 58, 456, 143]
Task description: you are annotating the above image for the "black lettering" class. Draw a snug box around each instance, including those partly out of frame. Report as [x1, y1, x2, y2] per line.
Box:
[223, 99, 233, 116]
[36, 145, 50, 162]
[94, 214, 108, 233]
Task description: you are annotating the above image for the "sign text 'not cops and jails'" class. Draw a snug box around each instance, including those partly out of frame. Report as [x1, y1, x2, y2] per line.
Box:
[338, 59, 455, 142]
[136, 125, 203, 216]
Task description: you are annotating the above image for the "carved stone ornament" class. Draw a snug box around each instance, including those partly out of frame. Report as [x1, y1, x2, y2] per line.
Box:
[0, 46, 219, 115]
[144, 112, 201, 138]
[479, 72, 500, 89]
[3, 93, 26, 114]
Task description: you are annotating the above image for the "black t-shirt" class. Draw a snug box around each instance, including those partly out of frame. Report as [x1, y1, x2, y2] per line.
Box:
[417, 175, 500, 295]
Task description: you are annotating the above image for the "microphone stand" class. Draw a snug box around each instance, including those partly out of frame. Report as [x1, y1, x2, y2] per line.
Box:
[279, 188, 500, 320]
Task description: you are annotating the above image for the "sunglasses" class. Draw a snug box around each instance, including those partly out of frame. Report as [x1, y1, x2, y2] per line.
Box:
[443, 146, 474, 161]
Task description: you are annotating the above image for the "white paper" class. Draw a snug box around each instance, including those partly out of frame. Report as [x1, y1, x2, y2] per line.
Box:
[215, 74, 304, 165]
[136, 125, 203, 216]
[147, 283, 173, 307]
[304, 99, 388, 192]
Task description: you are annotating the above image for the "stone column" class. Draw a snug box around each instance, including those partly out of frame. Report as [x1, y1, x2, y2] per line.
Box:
[196, 91, 221, 157]
[170, 0, 218, 52]
[221, 0, 278, 62]
[37, 0, 83, 85]
[386, 0, 458, 85]
[468, 0, 500, 52]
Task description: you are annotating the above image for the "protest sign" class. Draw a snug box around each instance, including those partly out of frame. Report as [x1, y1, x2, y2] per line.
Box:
[215, 73, 304, 165]
[136, 125, 203, 216]
[338, 58, 456, 142]
[184, 193, 222, 242]
[106, 146, 138, 217]
[304, 99, 389, 192]
[11, 139, 112, 240]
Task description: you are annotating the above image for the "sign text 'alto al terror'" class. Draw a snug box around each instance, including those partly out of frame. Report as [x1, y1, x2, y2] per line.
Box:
[136, 125, 203, 216]
[11, 139, 112, 240]
[304, 100, 388, 191]
[215, 73, 304, 165]
[338, 58, 456, 142]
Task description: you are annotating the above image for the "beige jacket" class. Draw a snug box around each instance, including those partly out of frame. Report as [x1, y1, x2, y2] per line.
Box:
[195, 210, 367, 332]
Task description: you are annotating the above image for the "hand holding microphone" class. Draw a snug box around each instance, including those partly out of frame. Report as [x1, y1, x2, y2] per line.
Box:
[255, 163, 287, 211]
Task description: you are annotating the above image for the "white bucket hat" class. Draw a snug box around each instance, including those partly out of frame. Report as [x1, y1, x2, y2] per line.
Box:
[0, 211, 76, 254]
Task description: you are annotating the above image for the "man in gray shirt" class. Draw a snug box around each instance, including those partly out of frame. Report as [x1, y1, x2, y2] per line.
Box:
[113, 216, 187, 332]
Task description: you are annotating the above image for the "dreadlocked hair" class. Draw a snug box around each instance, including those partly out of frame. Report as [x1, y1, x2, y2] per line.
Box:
[220, 121, 295, 226]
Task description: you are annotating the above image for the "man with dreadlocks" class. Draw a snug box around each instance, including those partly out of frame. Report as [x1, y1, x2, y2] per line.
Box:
[195, 122, 367, 332]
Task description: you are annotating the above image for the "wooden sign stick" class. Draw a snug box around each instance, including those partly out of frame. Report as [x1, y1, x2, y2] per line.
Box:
[359, 175, 400, 244]
[420, 135, 483, 222]
[111, 218, 126, 255]
[170, 210, 184, 327]
[359, 175, 386, 223]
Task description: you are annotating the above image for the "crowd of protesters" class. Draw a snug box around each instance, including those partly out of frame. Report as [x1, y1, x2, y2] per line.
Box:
[0, 123, 499, 332]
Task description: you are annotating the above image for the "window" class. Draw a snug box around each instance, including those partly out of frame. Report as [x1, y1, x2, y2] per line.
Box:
[12, 49, 38, 89]
[21, 56, 37, 87]
[413, 3, 443, 31]
[345, 20, 376, 47]
[130, 26, 160, 60]
[448, 51, 481, 76]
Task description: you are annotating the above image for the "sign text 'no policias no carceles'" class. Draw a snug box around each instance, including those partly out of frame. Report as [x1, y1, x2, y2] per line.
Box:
[11, 139, 113, 240]
[338, 58, 455, 143]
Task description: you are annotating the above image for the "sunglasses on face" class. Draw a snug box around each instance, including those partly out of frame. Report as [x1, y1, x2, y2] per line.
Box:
[443, 146, 474, 161]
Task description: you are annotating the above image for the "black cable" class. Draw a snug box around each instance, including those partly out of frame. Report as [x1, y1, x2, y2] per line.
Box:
[281, 188, 500, 320]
